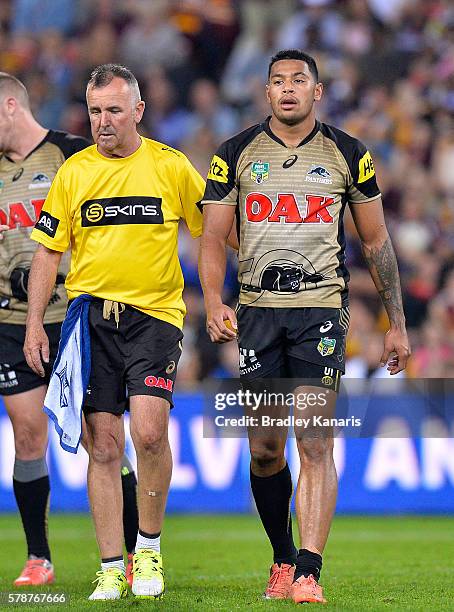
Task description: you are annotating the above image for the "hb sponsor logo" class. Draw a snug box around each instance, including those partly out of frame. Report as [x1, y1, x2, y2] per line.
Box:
[144, 375, 174, 392]
[81, 197, 163, 227]
[358, 150, 375, 183]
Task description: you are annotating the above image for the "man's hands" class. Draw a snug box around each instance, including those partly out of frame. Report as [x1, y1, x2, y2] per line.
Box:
[24, 244, 63, 375]
[24, 321, 50, 377]
[0, 225, 9, 240]
[206, 302, 237, 343]
[380, 327, 411, 375]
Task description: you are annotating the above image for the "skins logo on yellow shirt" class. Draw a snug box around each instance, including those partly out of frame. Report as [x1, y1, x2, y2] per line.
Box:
[357, 151, 375, 183]
[81, 197, 163, 227]
[86, 202, 104, 223]
[207, 155, 229, 183]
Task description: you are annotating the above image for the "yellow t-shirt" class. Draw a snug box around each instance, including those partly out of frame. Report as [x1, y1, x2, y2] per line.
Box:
[31, 137, 204, 329]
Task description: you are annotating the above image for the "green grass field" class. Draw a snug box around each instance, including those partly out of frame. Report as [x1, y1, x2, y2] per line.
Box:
[0, 514, 453, 611]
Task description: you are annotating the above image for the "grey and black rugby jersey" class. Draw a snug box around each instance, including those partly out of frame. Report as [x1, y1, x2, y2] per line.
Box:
[0, 130, 90, 324]
[202, 117, 380, 309]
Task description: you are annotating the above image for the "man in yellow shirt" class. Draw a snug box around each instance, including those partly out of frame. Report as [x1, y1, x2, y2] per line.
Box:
[24, 64, 205, 601]
[0, 72, 138, 589]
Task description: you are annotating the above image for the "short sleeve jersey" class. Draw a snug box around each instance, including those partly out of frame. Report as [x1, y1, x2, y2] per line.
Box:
[0, 130, 90, 324]
[31, 137, 204, 330]
[202, 118, 380, 309]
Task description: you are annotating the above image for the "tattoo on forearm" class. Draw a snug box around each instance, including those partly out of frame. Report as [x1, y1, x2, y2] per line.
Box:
[361, 236, 405, 328]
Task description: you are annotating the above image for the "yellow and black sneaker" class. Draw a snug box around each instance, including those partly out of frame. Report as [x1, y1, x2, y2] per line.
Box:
[88, 568, 128, 600]
[132, 549, 165, 599]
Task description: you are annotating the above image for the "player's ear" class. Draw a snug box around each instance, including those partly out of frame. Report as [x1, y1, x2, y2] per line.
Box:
[135, 100, 145, 123]
[314, 82, 323, 102]
[265, 83, 271, 104]
[5, 96, 17, 116]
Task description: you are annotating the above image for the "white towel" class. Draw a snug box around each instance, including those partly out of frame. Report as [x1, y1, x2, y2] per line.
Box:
[44, 294, 93, 453]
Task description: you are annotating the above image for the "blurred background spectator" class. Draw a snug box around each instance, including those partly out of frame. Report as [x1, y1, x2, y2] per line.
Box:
[3, 0, 454, 382]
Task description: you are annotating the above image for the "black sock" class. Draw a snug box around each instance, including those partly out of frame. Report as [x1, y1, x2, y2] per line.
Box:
[121, 471, 138, 554]
[101, 555, 124, 564]
[294, 549, 322, 582]
[13, 476, 51, 561]
[250, 463, 297, 565]
[138, 529, 161, 539]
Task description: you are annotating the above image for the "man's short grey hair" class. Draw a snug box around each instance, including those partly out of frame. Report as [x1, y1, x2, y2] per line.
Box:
[87, 64, 141, 103]
[0, 72, 30, 108]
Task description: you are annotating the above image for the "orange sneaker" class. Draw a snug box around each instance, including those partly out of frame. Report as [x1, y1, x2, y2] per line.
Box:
[14, 557, 55, 586]
[263, 563, 295, 599]
[290, 574, 326, 604]
[126, 553, 134, 588]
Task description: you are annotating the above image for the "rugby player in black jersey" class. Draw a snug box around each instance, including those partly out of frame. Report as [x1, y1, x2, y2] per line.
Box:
[200, 49, 410, 604]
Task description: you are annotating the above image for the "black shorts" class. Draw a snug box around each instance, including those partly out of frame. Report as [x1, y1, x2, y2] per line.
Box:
[83, 301, 183, 415]
[0, 322, 61, 396]
[236, 305, 349, 391]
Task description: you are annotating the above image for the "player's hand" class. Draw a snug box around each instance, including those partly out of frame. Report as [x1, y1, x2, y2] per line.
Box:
[380, 327, 411, 375]
[206, 303, 237, 343]
[0, 224, 9, 240]
[24, 322, 50, 377]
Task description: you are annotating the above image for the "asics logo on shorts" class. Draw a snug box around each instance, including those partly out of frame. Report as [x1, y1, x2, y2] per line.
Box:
[319, 321, 333, 333]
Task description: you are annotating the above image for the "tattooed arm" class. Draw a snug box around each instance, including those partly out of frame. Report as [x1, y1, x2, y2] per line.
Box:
[350, 197, 410, 374]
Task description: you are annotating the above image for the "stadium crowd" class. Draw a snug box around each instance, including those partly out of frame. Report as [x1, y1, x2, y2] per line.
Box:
[1, 0, 453, 382]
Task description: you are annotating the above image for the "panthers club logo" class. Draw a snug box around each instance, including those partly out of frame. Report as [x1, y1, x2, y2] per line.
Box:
[305, 165, 333, 184]
[86, 202, 104, 223]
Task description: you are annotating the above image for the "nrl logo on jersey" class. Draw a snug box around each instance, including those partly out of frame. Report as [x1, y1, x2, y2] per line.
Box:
[251, 160, 269, 184]
[305, 165, 332, 184]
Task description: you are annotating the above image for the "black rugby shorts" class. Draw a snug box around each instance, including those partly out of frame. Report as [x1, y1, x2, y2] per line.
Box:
[236, 305, 349, 392]
[83, 301, 183, 414]
[0, 322, 61, 396]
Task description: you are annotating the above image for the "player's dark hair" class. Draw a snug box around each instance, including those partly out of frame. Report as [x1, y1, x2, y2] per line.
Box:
[0, 72, 30, 108]
[268, 50, 319, 82]
[87, 63, 141, 102]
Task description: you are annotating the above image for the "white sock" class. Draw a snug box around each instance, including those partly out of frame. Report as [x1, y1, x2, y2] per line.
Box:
[101, 558, 125, 573]
[136, 531, 160, 553]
